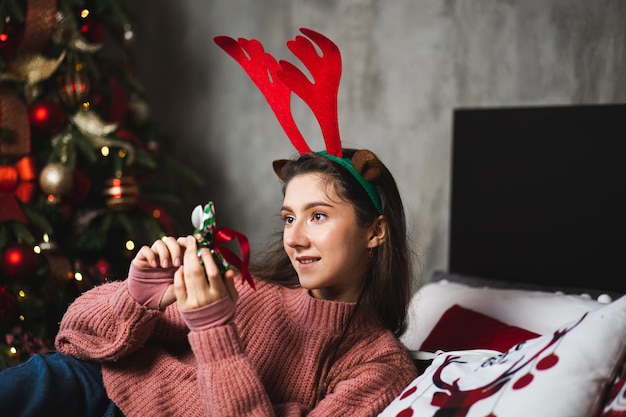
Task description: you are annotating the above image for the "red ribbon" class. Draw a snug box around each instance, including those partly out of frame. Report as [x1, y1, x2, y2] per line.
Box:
[0, 86, 30, 158]
[17, 0, 58, 55]
[0, 0, 57, 159]
[214, 227, 255, 290]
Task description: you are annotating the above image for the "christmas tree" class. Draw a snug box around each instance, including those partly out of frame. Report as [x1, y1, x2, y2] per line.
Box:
[0, 0, 204, 369]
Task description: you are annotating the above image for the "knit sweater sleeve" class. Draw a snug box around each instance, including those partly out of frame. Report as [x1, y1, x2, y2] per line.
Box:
[188, 324, 278, 415]
[55, 277, 167, 362]
[311, 346, 418, 417]
[187, 278, 418, 417]
[188, 325, 417, 417]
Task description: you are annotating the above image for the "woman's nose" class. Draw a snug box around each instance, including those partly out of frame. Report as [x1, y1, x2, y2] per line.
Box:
[284, 220, 308, 248]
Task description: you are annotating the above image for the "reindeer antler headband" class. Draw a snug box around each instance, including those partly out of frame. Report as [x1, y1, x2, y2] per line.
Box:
[213, 28, 383, 214]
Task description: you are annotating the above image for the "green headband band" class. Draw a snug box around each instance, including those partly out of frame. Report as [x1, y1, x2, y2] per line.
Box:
[317, 151, 383, 214]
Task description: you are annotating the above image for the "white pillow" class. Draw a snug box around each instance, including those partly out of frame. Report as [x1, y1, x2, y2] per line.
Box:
[401, 280, 605, 351]
[382, 294, 626, 417]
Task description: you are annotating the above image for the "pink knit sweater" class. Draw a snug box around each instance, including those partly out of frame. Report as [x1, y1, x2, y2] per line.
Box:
[55, 268, 417, 417]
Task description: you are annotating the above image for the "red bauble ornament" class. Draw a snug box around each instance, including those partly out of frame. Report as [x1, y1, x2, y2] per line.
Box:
[0, 286, 18, 324]
[0, 22, 24, 60]
[80, 16, 106, 44]
[66, 168, 92, 203]
[28, 99, 66, 137]
[1, 243, 41, 280]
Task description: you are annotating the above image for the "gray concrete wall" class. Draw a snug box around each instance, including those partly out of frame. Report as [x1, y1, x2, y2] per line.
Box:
[130, 0, 626, 287]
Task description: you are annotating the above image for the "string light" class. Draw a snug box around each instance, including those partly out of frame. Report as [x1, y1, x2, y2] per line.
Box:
[110, 178, 122, 198]
[125, 240, 135, 251]
[5, 247, 24, 266]
[74, 272, 83, 282]
[34, 234, 51, 254]
[32, 106, 49, 123]
[0, 17, 8, 42]
[101, 146, 110, 157]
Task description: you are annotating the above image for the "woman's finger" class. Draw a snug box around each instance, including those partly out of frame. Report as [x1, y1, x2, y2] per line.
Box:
[183, 238, 210, 290]
[199, 246, 219, 280]
[200, 247, 228, 298]
[132, 245, 158, 268]
[150, 238, 174, 268]
[177, 236, 189, 248]
[177, 237, 212, 310]
[161, 236, 182, 267]
[223, 269, 239, 304]
[159, 284, 177, 309]
[173, 265, 187, 305]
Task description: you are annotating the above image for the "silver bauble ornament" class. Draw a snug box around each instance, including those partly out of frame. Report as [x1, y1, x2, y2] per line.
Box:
[39, 163, 73, 196]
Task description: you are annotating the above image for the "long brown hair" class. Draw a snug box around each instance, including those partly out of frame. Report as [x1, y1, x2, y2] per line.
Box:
[250, 149, 414, 337]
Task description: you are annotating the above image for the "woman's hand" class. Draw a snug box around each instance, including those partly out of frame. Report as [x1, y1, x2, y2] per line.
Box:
[174, 236, 239, 312]
[128, 236, 183, 309]
[132, 236, 183, 269]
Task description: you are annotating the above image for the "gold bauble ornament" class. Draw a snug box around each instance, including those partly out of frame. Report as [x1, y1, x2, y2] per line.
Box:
[58, 71, 90, 108]
[39, 163, 73, 196]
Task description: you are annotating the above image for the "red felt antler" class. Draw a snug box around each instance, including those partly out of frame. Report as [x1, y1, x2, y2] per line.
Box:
[214, 28, 343, 157]
[213, 35, 310, 154]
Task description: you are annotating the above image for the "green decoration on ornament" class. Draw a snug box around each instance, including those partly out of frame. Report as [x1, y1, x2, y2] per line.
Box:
[191, 202, 229, 275]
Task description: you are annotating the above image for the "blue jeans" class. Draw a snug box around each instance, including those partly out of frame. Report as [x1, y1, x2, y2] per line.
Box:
[0, 352, 122, 417]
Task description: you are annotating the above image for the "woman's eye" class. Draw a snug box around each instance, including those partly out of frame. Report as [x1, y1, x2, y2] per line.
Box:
[282, 215, 295, 224]
[312, 212, 326, 222]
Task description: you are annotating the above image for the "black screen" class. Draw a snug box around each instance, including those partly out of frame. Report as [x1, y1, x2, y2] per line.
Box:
[449, 103, 626, 293]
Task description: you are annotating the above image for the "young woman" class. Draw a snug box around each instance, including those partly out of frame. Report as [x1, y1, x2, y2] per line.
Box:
[0, 29, 419, 417]
[0, 148, 418, 417]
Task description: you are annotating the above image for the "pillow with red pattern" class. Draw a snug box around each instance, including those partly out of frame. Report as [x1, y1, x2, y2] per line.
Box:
[380, 295, 626, 417]
[419, 304, 540, 353]
[599, 355, 626, 416]
[401, 280, 606, 353]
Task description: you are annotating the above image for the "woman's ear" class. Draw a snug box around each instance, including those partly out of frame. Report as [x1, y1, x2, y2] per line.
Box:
[351, 149, 383, 182]
[367, 215, 386, 248]
[272, 159, 289, 181]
